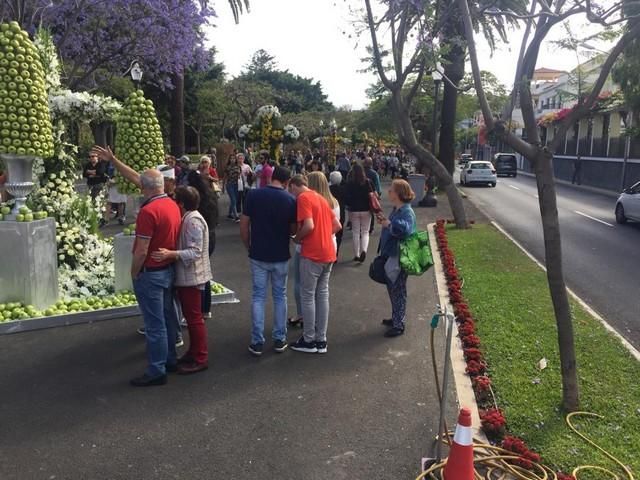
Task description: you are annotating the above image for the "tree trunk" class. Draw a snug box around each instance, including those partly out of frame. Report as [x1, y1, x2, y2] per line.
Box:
[534, 150, 580, 411]
[196, 129, 202, 155]
[439, 23, 466, 175]
[170, 71, 185, 156]
[391, 91, 469, 228]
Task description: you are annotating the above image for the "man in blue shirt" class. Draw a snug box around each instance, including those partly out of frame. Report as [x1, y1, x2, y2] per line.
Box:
[240, 166, 297, 356]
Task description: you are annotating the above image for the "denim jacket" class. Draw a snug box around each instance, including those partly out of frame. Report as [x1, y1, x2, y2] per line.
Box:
[379, 203, 417, 258]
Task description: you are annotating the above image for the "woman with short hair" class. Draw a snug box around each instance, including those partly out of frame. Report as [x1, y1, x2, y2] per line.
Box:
[376, 179, 417, 338]
[150, 186, 212, 374]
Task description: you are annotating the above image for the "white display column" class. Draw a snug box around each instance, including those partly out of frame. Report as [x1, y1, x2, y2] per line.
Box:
[0, 218, 58, 309]
[114, 233, 135, 292]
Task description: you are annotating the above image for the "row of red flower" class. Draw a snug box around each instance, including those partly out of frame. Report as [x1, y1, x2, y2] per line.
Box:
[435, 220, 574, 478]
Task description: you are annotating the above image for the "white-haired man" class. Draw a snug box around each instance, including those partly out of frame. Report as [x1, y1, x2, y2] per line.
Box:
[92, 146, 182, 386]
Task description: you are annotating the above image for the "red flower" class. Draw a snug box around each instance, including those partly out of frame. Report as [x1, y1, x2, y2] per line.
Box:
[462, 334, 481, 348]
[464, 347, 483, 362]
[480, 408, 506, 439]
[466, 359, 486, 376]
[458, 322, 475, 336]
[502, 437, 541, 470]
[473, 375, 491, 392]
[557, 474, 576, 480]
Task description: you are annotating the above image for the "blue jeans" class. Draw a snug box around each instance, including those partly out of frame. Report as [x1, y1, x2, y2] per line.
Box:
[250, 259, 289, 345]
[133, 267, 178, 377]
[292, 249, 302, 317]
[227, 183, 239, 219]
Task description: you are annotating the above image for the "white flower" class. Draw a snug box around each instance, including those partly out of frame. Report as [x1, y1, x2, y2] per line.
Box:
[284, 124, 300, 140]
[256, 105, 281, 120]
[238, 124, 252, 138]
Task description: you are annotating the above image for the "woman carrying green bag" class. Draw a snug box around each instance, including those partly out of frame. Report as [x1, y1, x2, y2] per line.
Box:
[376, 179, 417, 338]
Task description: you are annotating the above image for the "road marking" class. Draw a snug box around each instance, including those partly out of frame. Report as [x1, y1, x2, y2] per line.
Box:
[574, 210, 614, 227]
[508, 185, 521, 191]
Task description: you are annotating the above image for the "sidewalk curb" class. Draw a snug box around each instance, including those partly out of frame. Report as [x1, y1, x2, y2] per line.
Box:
[490, 220, 640, 363]
[428, 223, 486, 439]
[517, 171, 620, 199]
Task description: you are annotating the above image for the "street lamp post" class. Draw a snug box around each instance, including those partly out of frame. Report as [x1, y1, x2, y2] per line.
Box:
[431, 70, 442, 157]
[130, 61, 143, 85]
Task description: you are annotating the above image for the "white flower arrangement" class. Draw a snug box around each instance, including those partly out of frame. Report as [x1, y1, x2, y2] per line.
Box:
[256, 105, 281, 120]
[238, 124, 252, 138]
[58, 232, 115, 299]
[49, 90, 122, 123]
[283, 124, 300, 140]
[29, 171, 115, 298]
[34, 29, 61, 92]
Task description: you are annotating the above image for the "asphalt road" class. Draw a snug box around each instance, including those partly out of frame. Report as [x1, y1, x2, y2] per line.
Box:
[459, 172, 640, 348]
[0, 190, 456, 480]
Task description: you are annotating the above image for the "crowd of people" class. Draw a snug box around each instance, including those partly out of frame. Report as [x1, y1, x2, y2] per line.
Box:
[89, 145, 418, 387]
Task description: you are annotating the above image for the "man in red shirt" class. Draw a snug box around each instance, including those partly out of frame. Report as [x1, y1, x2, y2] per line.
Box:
[92, 146, 182, 386]
[289, 175, 341, 354]
[130, 169, 181, 385]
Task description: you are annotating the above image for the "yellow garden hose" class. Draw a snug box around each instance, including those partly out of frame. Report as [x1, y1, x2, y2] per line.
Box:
[422, 328, 635, 480]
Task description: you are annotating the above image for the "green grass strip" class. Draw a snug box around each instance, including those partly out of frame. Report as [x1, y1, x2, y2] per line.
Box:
[447, 223, 640, 477]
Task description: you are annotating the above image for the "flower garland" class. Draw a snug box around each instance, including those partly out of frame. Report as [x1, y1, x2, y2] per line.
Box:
[434, 220, 575, 479]
[49, 90, 122, 124]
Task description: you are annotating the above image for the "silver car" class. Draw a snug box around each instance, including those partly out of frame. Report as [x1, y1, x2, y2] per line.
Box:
[616, 181, 640, 224]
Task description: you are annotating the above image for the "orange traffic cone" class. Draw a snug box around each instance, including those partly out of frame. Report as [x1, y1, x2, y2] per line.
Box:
[443, 407, 474, 480]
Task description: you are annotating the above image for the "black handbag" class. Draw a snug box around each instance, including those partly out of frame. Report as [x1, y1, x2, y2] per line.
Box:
[369, 255, 388, 284]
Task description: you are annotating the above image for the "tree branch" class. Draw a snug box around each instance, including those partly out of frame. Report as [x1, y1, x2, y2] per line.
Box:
[364, 0, 396, 91]
[456, 0, 538, 159]
[406, 57, 427, 104]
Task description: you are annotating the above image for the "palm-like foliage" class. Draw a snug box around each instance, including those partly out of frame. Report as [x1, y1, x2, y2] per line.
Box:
[473, 0, 528, 51]
[228, 0, 250, 23]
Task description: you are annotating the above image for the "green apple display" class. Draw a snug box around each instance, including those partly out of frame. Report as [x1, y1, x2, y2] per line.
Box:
[0, 22, 54, 157]
[114, 90, 165, 195]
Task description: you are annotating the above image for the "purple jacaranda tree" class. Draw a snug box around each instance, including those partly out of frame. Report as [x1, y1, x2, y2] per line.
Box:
[1, 1, 249, 89]
[44, 0, 211, 90]
[2, 1, 249, 153]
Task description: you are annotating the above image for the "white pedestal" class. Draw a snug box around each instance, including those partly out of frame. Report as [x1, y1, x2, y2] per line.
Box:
[114, 233, 135, 292]
[0, 218, 58, 309]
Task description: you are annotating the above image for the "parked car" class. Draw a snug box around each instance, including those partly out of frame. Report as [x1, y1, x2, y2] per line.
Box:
[493, 153, 518, 177]
[460, 161, 497, 187]
[615, 181, 640, 224]
[459, 153, 473, 167]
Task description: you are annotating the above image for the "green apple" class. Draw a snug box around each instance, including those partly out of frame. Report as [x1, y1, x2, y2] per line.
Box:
[23, 212, 33, 222]
[15, 213, 24, 222]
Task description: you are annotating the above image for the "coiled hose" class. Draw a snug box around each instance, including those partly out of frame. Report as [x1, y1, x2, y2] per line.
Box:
[421, 326, 635, 480]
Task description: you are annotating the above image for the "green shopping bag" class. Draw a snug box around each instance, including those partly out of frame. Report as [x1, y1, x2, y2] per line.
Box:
[399, 230, 433, 276]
